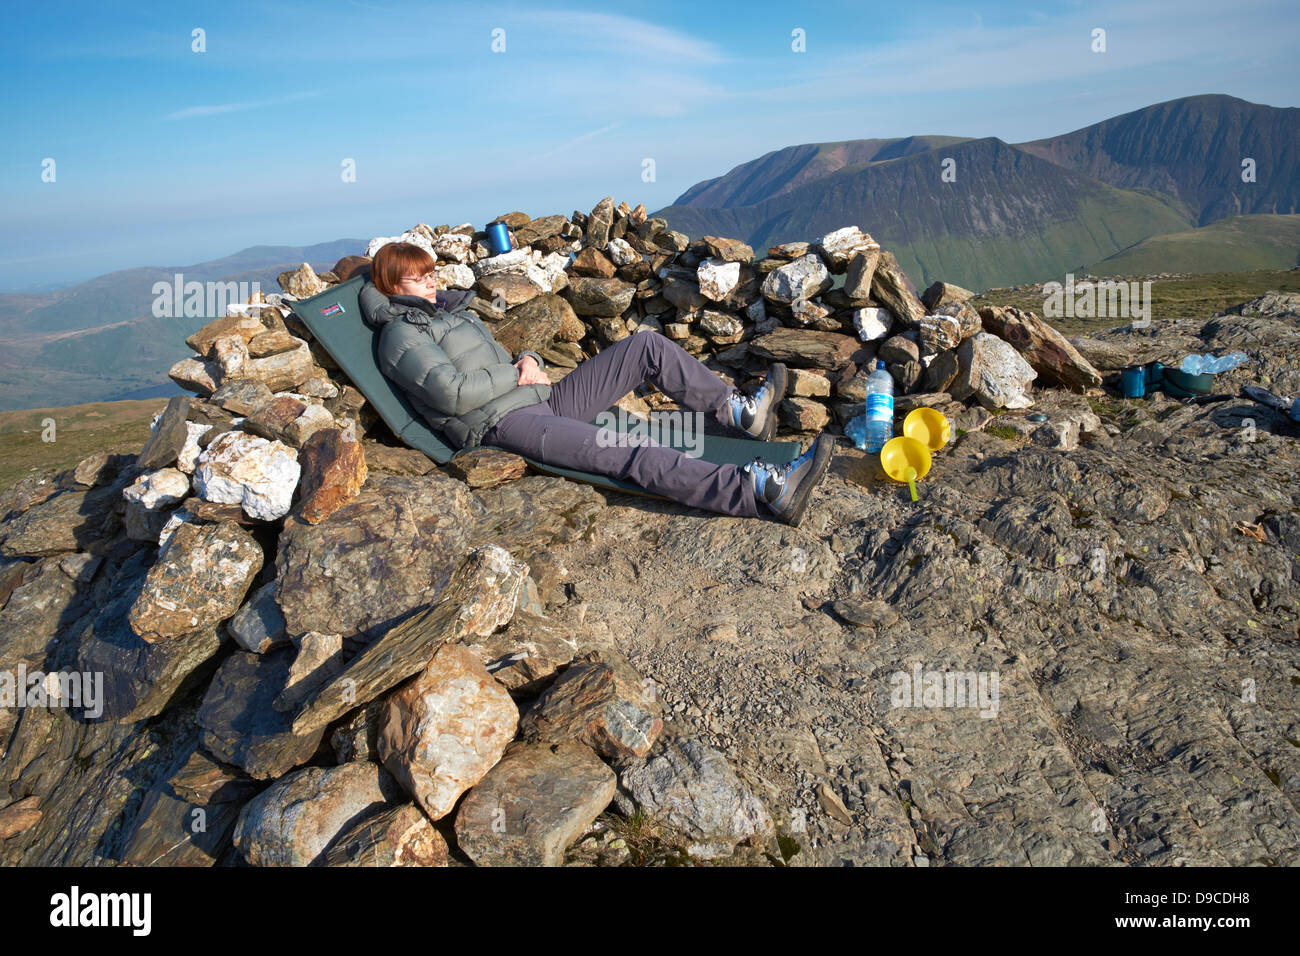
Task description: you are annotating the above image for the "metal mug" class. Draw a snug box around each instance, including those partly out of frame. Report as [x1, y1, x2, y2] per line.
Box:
[1120, 365, 1146, 399]
[485, 221, 512, 257]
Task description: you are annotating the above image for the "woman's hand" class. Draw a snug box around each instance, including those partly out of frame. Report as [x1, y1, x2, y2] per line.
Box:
[513, 355, 548, 386]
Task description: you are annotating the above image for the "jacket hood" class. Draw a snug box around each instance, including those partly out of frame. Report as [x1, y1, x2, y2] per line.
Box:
[359, 281, 476, 330]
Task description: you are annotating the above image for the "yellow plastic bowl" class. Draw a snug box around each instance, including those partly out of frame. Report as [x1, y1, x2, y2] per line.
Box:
[880, 436, 932, 482]
[903, 407, 951, 451]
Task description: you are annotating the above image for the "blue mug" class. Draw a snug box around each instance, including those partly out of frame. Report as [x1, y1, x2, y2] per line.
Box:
[1120, 365, 1145, 399]
[485, 221, 512, 257]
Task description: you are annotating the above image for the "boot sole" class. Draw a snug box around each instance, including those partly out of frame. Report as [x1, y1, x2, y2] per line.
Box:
[776, 433, 834, 527]
[757, 363, 788, 442]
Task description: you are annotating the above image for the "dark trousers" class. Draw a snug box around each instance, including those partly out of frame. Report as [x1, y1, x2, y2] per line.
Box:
[481, 331, 761, 517]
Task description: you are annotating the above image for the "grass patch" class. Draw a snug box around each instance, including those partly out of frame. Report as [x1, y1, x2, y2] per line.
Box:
[985, 425, 1021, 441]
[970, 268, 1300, 337]
[0, 398, 167, 493]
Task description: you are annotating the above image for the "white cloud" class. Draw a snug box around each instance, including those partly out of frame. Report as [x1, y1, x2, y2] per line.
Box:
[163, 91, 323, 121]
[512, 9, 728, 63]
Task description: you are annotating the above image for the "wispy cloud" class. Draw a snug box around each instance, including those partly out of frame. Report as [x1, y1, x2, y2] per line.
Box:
[164, 90, 323, 121]
[525, 122, 624, 163]
[513, 9, 728, 63]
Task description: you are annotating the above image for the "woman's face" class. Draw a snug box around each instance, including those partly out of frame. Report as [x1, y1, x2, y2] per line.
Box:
[393, 264, 440, 299]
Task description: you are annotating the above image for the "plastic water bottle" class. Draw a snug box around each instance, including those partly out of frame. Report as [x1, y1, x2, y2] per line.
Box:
[864, 360, 894, 453]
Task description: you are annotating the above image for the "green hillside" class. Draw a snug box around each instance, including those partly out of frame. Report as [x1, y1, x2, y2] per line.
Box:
[656, 137, 1192, 291]
[1082, 214, 1300, 276]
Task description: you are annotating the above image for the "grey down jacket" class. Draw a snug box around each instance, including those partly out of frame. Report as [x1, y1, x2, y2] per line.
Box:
[359, 281, 551, 450]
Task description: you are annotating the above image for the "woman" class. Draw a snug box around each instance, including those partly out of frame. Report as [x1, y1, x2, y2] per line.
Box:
[359, 241, 835, 526]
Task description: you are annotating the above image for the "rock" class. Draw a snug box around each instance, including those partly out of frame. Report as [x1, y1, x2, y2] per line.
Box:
[295, 427, 367, 524]
[879, 333, 920, 365]
[246, 329, 304, 359]
[494, 293, 573, 353]
[289, 545, 529, 737]
[475, 272, 544, 309]
[196, 647, 326, 779]
[72, 451, 130, 488]
[779, 397, 830, 431]
[701, 236, 753, 262]
[979, 306, 1102, 392]
[243, 395, 308, 442]
[816, 226, 880, 273]
[697, 310, 744, 343]
[832, 597, 899, 628]
[213, 334, 250, 379]
[121, 468, 190, 541]
[585, 196, 615, 250]
[561, 276, 636, 317]
[697, 259, 741, 300]
[210, 380, 274, 416]
[128, 521, 263, 643]
[571, 247, 616, 278]
[748, 327, 861, 371]
[852, 306, 893, 343]
[176, 421, 213, 474]
[74, 552, 223, 723]
[922, 281, 974, 310]
[615, 735, 774, 860]
[362, 442, 437, 476]
[137, 395, 191, 470]
[518, 649, 663, 760]
[920, 349, 961, 392]
[274, 631, 345, 713]
[275, 474, 486, 643]
[454, 740, 616, 866]
[278, 263, 327, 298]
[232, 340, 315, 392]
[933, 301, 983, 341]
[788, 368, 831, 398]
[459, 608, 579, 694]
[378, 643, 519, 821]
[1066, 336, 1147, 371]
[918, 313, 963, 356]
[761, 254, 832, 306]
[445, 447, 528, 488]
[168, 356, 220, 396]
[228, 581, 289, 653]
[514, 215, 568, 246]
[186, 314, 267, 356]
[366, 230, 436, 260]
[331, 255, 371, 282]
[192, 431, 301, 522]
[843, 249, 881, 299]
[0, 797, 41, 839]
[232, 762, 402, 867]
[950, 332, 1038, 410]
[0, 483, 124, 558]
[870, 251, 926, 327]
[320, 803, 450, 867]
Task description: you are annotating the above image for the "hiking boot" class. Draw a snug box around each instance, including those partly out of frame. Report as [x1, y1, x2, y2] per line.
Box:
[722, 362, 788, 440]
[742, 432, 835, 527]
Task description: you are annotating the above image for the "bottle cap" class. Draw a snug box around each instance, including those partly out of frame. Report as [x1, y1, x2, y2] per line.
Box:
[877, 360, 886, 370]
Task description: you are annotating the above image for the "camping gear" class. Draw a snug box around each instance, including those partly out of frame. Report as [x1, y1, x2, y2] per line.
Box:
[485, 221, 512, 256]
[1120, 365, 1146, 398]
[1158, 364, 1214, 398]
[286, 277, 803, 500]
[902, 408, 950, 451]
[1180, 352, 1249, 375]
[880, 435, 931, 502]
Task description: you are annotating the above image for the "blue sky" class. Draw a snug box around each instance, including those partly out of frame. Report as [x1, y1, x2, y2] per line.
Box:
[1, 0, 1297, 290]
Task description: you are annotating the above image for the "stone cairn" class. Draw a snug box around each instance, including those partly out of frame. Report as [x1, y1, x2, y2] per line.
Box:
[0, 197, 1105, 866]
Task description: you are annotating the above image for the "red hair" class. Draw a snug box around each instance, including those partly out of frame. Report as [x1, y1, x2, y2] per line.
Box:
[370, 242, 438, 297]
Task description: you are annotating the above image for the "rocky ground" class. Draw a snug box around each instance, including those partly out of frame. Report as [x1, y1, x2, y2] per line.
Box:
[0, 198, 1296, 866]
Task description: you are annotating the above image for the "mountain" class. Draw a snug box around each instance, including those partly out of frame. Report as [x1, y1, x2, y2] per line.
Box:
[653, 94, 1299, 291]
[656, 136, 1192, 291]
[0, 240, 363, 412]
[674, 135, 972, 208]
[1081, 213, 1300, 276]
[1016, 94, 1300, 225]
